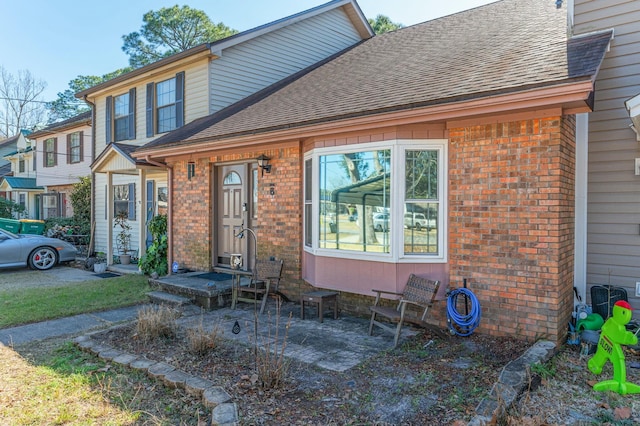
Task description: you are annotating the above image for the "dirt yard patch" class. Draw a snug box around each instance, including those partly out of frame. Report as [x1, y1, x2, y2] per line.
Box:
[89, 322, 526, 424]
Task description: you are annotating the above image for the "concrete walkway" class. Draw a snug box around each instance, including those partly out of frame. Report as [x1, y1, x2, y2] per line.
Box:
[1, 299, 395, 373]
[0, 305, 141, 346]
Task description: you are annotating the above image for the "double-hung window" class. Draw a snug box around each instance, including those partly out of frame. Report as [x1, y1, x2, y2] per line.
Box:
[105, 89, 136, 143]
[114, 183, 136, 220]
[304, 140, 446, 262]
[114, 94, 130, 141]
[156, 78, 177, 133]
[146, 72, 184, 137]
[67, 131, 83, 163]
[43, 137, 57, 167]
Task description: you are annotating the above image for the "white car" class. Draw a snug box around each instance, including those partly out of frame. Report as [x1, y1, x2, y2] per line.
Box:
[0, 229, 78, 270]
[373, 213, 390, 232]
[404, 213, 435, 231]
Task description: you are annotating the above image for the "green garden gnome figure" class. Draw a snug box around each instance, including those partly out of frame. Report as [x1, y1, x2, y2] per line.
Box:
[587, 300, 640, 394]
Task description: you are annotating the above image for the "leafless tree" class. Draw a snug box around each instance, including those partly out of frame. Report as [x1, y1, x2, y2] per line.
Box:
[0, 66, 48, 138]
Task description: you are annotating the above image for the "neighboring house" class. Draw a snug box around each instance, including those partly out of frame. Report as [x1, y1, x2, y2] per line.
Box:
[0, 162, 11, 199]
[76, 0, 373, 262]
[0, 133, 21, 168]
[134, 0, 612, 344]
[0, 136, 15, 199]
[571, 1, 640, 312]
[0, 130, 43, 218]
[27, 111, 92, 219]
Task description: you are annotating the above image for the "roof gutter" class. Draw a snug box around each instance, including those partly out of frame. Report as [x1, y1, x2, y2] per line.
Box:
[134, 79, 596, 159]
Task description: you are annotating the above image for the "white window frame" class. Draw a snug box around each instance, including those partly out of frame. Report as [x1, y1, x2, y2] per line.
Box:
[304, 139, 447, 263]
[114, 93, 130, 142]
[69, 131, 82, 163]
[156, 77, 177, 134]
[44, 138, 56, 167]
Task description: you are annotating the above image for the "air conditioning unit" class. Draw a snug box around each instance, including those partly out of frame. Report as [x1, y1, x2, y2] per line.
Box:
[625, 93, 640, 142]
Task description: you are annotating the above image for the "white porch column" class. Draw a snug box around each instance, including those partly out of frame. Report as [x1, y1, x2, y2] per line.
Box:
[106, 172, 114, 265]
[139, 169, 147, 259]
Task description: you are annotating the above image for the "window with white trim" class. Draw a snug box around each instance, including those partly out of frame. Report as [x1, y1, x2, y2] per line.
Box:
[44, 138, 57, 167]
[156, 78, 177, 133]
[114, 94, 131, 141]
[146, 72, 184, 137]
[114, 183, 136, 220]
[106, 89, 136, 143]
[67, 131, 83, 163]
[304, 140, 446, 262]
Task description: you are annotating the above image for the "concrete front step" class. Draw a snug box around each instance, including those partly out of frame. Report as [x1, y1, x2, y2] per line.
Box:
[148, 274, 236, 309]
[147, 290, 193, 307]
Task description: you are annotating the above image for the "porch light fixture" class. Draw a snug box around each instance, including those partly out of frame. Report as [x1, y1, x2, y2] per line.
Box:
[187, 161, 196, 180]
[256, 154, 271, 176]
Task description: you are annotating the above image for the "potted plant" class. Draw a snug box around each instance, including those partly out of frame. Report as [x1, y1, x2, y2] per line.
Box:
[93, 252, 107, 273]
[114, 210, 132, 265]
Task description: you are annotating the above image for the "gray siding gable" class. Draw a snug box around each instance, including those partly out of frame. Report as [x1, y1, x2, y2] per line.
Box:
[209, 7, 362, 113]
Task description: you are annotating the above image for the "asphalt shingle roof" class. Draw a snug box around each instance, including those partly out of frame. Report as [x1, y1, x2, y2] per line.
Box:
[29, 111, 92, 138]
[138, 0, 612, 153]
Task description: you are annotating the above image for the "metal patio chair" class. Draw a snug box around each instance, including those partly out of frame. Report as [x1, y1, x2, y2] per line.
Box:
[235, 258, 284, 314]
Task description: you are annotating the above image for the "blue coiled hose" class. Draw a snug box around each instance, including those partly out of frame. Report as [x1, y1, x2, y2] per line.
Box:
[447, 288, 481, 336]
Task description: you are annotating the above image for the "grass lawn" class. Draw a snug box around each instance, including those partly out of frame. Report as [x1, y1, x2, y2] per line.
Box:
[0, 272, 208, 424]
[0, 341, 207, 425]
[0, 274, 150, 328]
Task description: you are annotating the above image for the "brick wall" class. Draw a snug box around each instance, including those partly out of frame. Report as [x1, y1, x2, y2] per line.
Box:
[171, 157, 212, 270]
[169, 146, 304, 294]
[254, 146, 303, 295]
[448, 116, 576, 343]
[168, 116, 576, 344]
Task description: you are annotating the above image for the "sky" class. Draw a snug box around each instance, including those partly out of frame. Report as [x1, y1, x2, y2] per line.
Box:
[0, 0, 495, 102]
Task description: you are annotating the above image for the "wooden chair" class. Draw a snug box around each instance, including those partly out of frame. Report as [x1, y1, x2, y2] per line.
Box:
[368, 274, 440, 348]
[236, 258, 284, 314]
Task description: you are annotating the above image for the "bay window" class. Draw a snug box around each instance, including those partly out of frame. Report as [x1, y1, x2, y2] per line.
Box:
[304, 140, 446, 262]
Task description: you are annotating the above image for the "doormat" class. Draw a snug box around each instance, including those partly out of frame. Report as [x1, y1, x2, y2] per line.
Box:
[94, 272, 121, 279]
[193, 272, 233, 281]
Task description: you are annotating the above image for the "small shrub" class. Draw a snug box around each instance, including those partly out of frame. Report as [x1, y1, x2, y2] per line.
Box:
[136, 305, 178, 342]
[186, 317, 223, 356]
[249, 302, 291, 389]
[0, 196, 25, 218]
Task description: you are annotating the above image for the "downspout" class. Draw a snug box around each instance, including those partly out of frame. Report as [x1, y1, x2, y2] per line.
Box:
[145, 155, 173, 274]
[83, 95, 97, 256]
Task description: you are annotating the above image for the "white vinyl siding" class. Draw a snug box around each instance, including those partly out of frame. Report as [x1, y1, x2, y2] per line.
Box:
[34, 125, 92, 187]
[209, 8, 361, 113]
[183, 61, 209, 121]
[93, 61, 209, 150]
[94, 173, 140, 256]
[574, 0, 640, 307]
